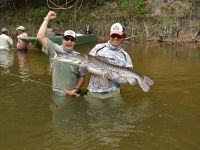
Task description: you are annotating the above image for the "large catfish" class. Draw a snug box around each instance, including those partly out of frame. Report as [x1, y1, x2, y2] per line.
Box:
[52, 54, 154, 92]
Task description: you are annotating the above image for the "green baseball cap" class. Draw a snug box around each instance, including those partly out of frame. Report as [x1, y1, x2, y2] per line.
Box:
[16, 26, 25, 31]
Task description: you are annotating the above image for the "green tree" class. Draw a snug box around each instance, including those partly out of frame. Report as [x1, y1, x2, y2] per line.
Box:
[118, 0, 146, 18]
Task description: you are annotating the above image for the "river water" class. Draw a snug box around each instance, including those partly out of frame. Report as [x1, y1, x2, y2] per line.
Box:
[0, 42, 200, 150]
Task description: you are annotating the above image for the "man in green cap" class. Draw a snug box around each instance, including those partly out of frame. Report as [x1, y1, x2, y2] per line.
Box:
[16, 26, 28, 52]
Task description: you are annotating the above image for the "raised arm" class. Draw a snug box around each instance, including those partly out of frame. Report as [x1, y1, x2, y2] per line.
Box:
[37, 11, 57, 47]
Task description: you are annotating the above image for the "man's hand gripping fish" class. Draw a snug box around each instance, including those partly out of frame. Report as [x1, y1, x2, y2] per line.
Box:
[52, 54, 154, 92]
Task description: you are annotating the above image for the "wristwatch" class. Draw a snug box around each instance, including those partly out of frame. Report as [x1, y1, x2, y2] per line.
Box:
[44, 16, 49, 21]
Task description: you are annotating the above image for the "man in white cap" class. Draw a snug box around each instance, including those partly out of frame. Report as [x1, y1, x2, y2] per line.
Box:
[37, 11, 85, 96]
[16, 26, 28, 52]
[86, 22, 133, 98]
[0, 28, 13, 50]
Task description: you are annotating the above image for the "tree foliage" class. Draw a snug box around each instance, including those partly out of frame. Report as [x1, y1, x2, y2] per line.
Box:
[1, 0, 200, 40]
[0, 0, 46, 10]
[118, 0, 146, 18]
[0, 0, 111, 11]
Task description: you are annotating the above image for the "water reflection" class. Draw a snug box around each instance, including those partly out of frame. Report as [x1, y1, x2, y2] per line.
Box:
[49, 94, 152, 149]
[49, 95, 89, 149]
[0, 49, 14, 69]
[1, 43, 200, 150]
[84, 96, 152, 149]
[124, 43, 200, 59]
[17, 50, 29, 80]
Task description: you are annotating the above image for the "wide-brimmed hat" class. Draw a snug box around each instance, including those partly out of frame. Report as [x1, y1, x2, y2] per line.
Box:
[63, 30, 76, 39]
[110, 23, 124, 35]
[1, 28, 9, 32]
[16, 26, 26, 31]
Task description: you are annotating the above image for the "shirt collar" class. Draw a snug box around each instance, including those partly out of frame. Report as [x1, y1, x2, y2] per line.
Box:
[106, 41, 121, 51]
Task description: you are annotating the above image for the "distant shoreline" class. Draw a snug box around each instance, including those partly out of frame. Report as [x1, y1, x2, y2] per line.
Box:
[98, 35, 200, 45]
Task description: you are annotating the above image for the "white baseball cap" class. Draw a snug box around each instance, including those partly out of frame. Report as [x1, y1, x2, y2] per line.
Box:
[1, 28, 9, 32]
[110, 23, 124, 35]
[63, 30, 76, 39]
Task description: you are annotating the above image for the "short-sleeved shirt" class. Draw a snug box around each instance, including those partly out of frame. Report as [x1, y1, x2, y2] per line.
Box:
[43, 39, 84, 94]
[87, 42, 133, 93]
[0, 34, 13, 50]
[17, 32, 28, 49]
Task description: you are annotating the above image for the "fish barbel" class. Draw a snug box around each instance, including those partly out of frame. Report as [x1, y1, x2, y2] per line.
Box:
[52, 54, 154, 92]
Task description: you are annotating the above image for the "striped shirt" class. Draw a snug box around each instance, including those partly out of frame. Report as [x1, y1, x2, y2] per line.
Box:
[87, 42, 133, 93]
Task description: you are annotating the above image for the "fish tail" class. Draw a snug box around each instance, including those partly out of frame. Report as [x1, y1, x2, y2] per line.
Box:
[139, 76, 154, 92]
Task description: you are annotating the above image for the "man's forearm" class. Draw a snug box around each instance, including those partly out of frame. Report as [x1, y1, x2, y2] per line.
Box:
[75, 76, 85, 90]
[36, 17, 49, 46]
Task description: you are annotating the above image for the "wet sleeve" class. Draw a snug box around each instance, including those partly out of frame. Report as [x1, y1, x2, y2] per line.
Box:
[89, 45, 98, 56]
[126, 54, 133, 68]
[42, 39, 60, 57]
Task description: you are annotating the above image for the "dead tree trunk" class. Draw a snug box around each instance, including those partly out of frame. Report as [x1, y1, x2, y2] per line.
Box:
[192, 27, 200, 43]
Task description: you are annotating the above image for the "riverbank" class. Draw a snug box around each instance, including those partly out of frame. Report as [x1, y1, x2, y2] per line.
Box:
[1, 1, 200, 45]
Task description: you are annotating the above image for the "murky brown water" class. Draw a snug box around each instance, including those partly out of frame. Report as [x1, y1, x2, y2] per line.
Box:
[0, 42, 200, 150]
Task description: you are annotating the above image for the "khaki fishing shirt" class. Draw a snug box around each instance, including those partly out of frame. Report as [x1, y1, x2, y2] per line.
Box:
[87, 42, 133, 93]
[43, 39, 85, 95]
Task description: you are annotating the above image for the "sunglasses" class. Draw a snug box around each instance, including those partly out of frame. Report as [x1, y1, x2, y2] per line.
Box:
[110, 34, 124, 39]
[63, 36, 76, 42]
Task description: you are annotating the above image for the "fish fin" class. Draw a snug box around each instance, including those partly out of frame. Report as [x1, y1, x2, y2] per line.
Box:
[127, 77, 137, 85]
[138, 76, 154, 92]
[99, 72, 111, 86]
[108, 72, 127, 84]
[113, 77, 128, 84]
[109, 72, 137, 84]
[146, 76, 154, 86]
[99, 76, 108, 87]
